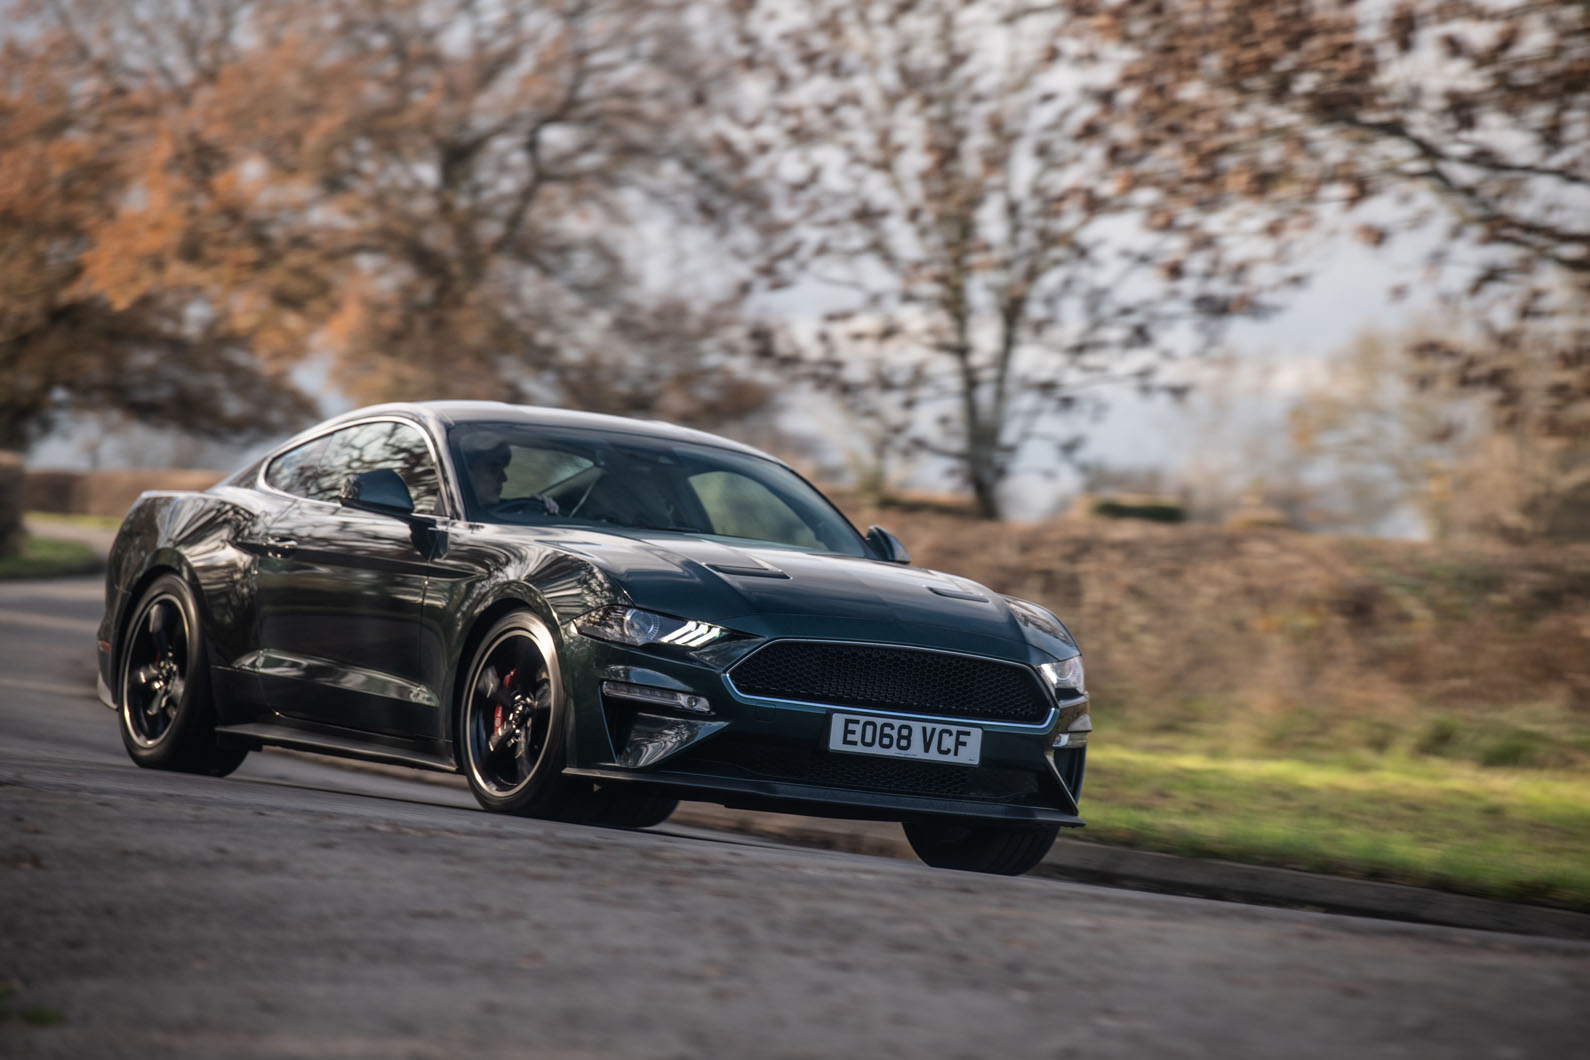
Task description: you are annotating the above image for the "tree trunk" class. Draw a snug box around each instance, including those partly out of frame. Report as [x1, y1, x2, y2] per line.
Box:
[964, 422, 1003, 519]
[0, 403, 39, 452]
[967, 461, 1001, 519]
[0, 450, 25, 559]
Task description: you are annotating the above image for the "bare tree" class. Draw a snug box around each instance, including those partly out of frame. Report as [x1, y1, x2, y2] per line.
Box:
[1289, 328, 1482, 537]
[1291, 313, 1590, 540]
[723, 0, 1289, 517]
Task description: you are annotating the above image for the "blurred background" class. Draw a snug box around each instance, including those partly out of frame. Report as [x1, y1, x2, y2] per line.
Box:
[2, 0, 1586, 907]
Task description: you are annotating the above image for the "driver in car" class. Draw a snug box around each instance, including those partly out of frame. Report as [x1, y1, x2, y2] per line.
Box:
[462, 433, 559, 516]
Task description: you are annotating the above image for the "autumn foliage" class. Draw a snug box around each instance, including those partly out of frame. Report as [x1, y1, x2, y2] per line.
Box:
[0, 11, 313, 450]
[0, 0, 761, 462]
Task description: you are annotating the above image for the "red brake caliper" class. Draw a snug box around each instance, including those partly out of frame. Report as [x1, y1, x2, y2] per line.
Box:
[493, 667, 517, 739]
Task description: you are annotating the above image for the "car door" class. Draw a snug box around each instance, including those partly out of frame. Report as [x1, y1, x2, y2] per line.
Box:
[253, 419, 449, 738]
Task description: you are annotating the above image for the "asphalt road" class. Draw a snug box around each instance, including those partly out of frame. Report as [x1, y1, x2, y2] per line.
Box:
[1, 577, 1586, 1058]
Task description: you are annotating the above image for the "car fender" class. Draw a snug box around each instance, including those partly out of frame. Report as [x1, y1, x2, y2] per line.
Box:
[436, 569, 597, 767]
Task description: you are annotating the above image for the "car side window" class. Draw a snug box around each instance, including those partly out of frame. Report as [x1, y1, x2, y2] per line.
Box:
[263, 436, 331, 499]
[317, 421, 443, 515]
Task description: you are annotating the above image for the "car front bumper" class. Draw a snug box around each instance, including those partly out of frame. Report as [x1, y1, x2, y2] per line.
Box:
[562, 636, 1088, 826]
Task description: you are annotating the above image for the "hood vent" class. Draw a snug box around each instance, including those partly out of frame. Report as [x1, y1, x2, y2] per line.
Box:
[707, 562, 790, 580]
[927, 585, 988, 602]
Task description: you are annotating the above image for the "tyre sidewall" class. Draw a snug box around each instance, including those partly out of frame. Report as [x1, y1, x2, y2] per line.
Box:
[457, 611, 570, 816]
[118, 574, 216, 770]
[577, 785, 680, 829]
[903, 818, 1060, 876]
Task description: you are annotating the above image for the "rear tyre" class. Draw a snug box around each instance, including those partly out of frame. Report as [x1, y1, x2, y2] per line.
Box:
[118, 573, 248, 777]
[902, 818, 1059, 876]
[458, 611, 573, 818]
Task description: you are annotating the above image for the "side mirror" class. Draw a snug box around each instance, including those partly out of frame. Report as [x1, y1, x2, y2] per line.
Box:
[340, 469, 415, 518]
[865, 525, 910, 564]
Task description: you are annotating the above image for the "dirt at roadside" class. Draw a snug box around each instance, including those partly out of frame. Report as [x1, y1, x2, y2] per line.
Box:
[841, 504, 1590, 768]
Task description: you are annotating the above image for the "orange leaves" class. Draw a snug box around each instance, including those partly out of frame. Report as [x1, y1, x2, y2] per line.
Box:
[1, 0, 757, 424]
[320, 278, 375, 355]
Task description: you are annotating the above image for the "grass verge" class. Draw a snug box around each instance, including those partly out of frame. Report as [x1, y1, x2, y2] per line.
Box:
[0, 535, 102, 579]
[1082, 745, 1590, 910]
[23, 510, 124, 531]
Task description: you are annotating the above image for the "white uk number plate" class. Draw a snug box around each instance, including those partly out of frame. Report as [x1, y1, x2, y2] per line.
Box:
[827, 713, 982, 766]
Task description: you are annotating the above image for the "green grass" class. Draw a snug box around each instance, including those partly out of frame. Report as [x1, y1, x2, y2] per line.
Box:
[1100, 696, 1590, 772]
[0, 535, 101, 579]
[25, 510, 124, 530]
[1082, 745, 1590, 910]
[18, 1006, 65, 1027]
[0, 986, 66, 1028]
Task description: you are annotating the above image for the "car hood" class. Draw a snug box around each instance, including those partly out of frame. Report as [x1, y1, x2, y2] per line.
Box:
[530, 528, 1062, 662]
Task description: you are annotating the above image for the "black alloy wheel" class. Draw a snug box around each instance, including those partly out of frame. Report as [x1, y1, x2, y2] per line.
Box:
[118, 573, 248, 776]
[459, 612, 571, 817]
[902, 819, 1060, 876]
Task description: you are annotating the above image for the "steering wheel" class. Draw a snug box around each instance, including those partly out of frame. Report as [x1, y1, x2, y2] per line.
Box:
[493, 495, 559, 518]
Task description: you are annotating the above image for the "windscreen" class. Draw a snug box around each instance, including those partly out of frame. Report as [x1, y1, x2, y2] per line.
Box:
[448, 422, 869, 557]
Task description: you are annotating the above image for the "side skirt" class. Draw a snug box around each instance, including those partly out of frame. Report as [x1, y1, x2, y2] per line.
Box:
[215, 721, 457, 774]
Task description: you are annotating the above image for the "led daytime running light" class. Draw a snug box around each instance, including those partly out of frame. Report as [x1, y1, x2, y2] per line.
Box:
[656, 620, 724, 648]
[575, 606, 727, 649]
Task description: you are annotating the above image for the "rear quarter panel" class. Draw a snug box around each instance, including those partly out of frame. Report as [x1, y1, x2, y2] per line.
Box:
[101, 487, 280, 702]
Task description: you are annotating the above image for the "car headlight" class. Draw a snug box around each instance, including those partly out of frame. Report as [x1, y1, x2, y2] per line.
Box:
[1039, 656, 1085, 697]
[574, 606, 727, 649]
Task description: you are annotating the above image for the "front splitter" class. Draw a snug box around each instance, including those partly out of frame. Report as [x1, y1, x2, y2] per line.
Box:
[564, 765, 1084, 826]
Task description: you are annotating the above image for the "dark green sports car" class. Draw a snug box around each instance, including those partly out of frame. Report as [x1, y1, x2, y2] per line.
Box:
[97, 402, 1090, 874]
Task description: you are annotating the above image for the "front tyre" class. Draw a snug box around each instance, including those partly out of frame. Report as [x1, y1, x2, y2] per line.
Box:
[573, 784, 679, 829]
[458, 611, 572, 818]
[118, 573, 248, 777]
[902, 818, 1059, 876]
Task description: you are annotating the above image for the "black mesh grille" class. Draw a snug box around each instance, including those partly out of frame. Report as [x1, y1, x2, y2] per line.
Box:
[672, 738, 1042, 802]
[728, 641, 1051, 724]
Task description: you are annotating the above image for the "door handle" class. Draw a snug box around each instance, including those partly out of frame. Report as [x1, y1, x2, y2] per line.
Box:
[263, 535, 299, 557]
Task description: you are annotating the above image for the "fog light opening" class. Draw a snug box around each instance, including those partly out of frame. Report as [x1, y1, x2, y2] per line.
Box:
[601, 680, 712, 715]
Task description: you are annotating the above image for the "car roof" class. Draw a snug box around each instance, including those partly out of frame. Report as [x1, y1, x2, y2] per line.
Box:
[314, 401, 781, 464]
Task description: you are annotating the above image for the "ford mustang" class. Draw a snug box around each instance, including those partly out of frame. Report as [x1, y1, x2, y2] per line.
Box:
[97, 402, 1091, 874]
